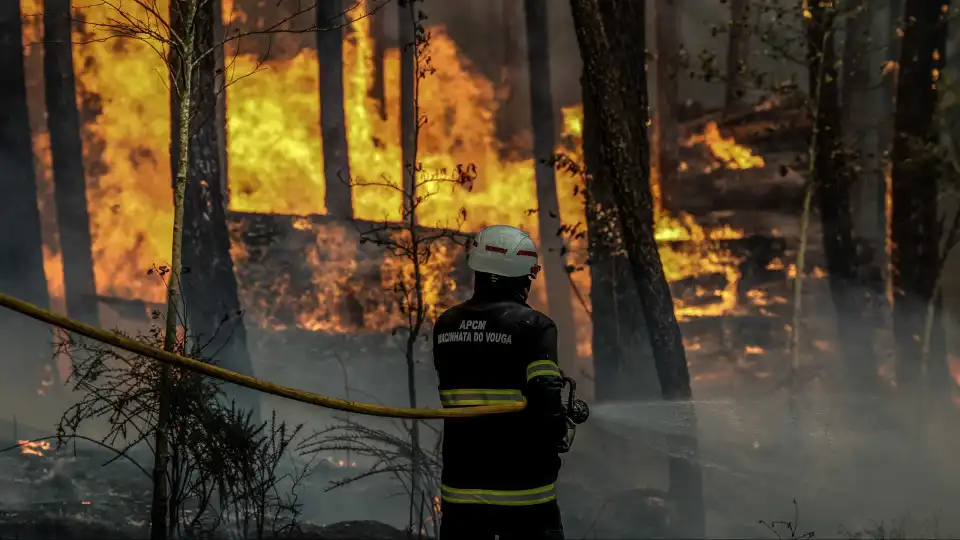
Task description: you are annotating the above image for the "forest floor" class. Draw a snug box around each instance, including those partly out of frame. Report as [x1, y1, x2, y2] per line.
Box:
[0, 422, 410, 540]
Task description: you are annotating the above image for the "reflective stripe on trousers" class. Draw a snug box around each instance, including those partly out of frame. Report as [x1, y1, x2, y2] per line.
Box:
[440, 483, 556, 506]
[526, 360, 561, 381]
[439, 388, 526, 407]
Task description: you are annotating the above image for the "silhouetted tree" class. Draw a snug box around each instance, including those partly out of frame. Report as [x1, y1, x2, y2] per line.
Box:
[318, 0, 353, 218]
[44, 0, 99, 329]
[807, 0, 872, 388]
[583, 86, 658, 402]
[891, 0, 950, 390]
[174, 0, 259, 416]
[0, 0, 55, 390]
[725, 0, 751, 114]
[524, 0, 579, 374]
[653, 0, 680, 208]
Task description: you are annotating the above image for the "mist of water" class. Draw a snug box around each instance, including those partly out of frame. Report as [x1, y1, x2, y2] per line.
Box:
[580, 395, 959, 537]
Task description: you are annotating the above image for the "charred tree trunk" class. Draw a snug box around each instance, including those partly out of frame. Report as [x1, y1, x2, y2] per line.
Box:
[174, 1, 259, 414]
[318, 0, 353, 218]
[843, 0, 884, 250]
[524, 0, 579, 375]
[398, 0, 423, 528]
[370, 0, 388, 119]
[583, 82, 658, 402]
[0, 0, 55, 388]
[399, 0, 417, 216]
[44, 0, 99, 328]
[725, 0, 751, 114]
[881, 0, 904, 169]
[841, 0, 885, 389]
[498, 0, 526, 146]
[214, 0, 229, 208]
[890, 0, 949, 390]
[654, 0, 679, 209]
[570, 0, 705, 534]
[808, 3, 874, 388]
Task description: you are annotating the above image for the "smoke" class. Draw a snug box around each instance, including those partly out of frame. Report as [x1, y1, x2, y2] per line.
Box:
[570, 390, 958, 538]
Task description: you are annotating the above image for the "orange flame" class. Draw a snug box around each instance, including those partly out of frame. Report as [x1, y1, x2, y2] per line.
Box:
[19, 440, 51, 457]
[685, 121, 766, 170]
[23, 1, 762, 368]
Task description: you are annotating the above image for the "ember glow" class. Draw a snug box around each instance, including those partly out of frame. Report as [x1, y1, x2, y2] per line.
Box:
[18, 440, 51, 457]
[26, 1, 770, 359]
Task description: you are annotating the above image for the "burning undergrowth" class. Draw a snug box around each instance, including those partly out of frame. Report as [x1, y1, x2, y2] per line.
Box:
[0, 436, 151, 539]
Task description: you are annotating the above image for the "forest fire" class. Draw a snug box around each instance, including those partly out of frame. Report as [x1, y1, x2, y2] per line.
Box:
[24, 1, 769, 354]
[685, 121, 766, 170]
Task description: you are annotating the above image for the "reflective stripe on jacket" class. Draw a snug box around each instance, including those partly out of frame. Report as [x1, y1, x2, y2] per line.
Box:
[440, 483, 557, 506]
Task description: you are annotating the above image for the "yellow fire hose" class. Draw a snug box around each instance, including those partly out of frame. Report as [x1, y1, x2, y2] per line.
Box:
[0, 292, 525, 419]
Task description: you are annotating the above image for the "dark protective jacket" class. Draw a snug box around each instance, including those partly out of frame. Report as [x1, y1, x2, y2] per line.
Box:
[433, 290, 568, 506]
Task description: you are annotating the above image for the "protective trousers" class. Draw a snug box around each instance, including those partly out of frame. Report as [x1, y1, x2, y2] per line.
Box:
[438, 500, 564, 540]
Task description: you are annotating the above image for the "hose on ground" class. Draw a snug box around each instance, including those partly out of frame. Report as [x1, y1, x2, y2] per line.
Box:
[0, 292, 525, 419]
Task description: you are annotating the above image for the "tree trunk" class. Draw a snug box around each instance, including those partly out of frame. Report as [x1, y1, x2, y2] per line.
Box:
[880, 0, 903, 173]
[570, 0, 705, 534]
[808, 2, 874, 388]
[0, 0, 55, 390]
[843, 0, 884, 255]
[654, 0, 680, 209]
[318, 0, 353, 218]
[398, 0, 422, 528]
[725, 0, 751, 114]
[179, 0, 259, 415]
[214, 0, 229, 208]
[583, 80, 658, 402]
[44, 0, 100, 329]
[399, 0, 417, 217]
[370, 0, 387, 119]
[153, 1, 198, 537]
[890, 0, 948, 390]
[878, 0, 902, 303]
[524, 0, 579, 375]
[841, 0, 887, 391]
[927, 3, 952, 397]
[498, 0, 525, 146]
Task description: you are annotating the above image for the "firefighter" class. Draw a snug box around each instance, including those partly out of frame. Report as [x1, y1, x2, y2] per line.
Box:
[433, 224, 567, 540]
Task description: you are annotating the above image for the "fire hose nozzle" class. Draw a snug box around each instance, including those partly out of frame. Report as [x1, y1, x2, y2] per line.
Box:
[561, 376, 590, 425]
[558, 376, 588, 453]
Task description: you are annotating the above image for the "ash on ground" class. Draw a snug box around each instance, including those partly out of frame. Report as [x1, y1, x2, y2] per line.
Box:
[0, 430, 409, 540]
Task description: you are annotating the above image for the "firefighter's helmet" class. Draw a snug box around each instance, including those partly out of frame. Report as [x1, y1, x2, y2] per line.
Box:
[467, 225, 541, 278]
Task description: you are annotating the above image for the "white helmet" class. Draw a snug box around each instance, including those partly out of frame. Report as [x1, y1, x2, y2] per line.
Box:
[467, 225, 541, 278]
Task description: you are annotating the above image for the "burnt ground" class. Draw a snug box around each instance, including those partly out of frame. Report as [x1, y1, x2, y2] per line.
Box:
[0, 423, 410, 540]
[0, 415, 675, 540]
